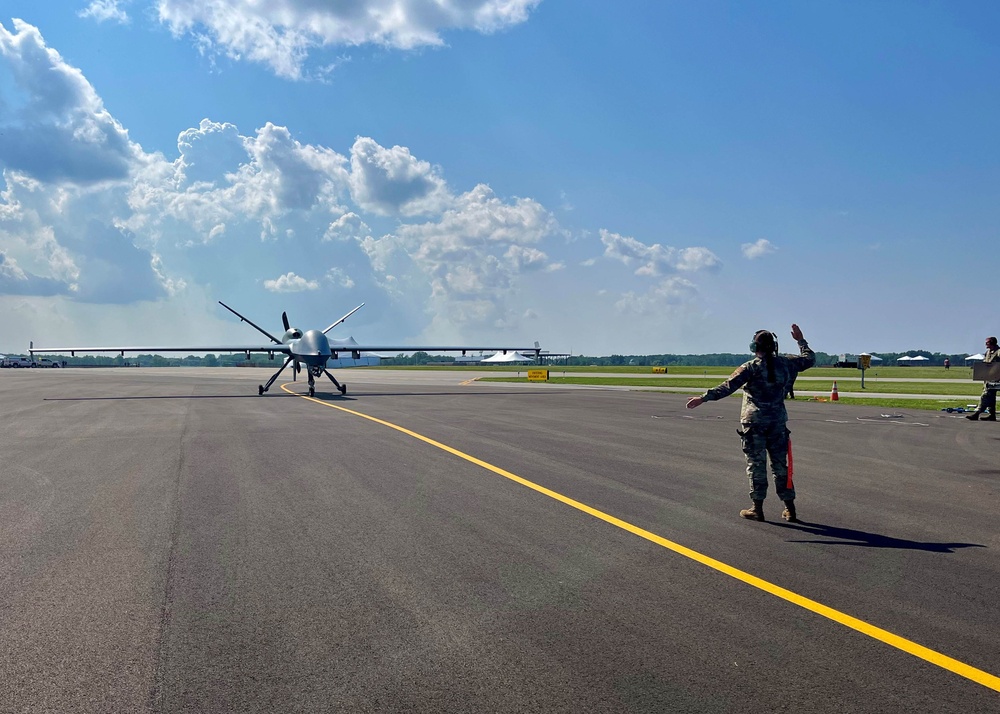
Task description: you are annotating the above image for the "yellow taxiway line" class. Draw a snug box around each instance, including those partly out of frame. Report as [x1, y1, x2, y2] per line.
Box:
[282, 383, 1000, 693]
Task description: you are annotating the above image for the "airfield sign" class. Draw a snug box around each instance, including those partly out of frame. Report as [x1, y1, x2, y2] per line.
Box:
[858, 352, 873, 389]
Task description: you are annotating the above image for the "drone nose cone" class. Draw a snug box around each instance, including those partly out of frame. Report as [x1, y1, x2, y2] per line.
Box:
[298, 330, 331, 358]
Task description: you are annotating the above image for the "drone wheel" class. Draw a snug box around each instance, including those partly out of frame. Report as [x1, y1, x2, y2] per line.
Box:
[340, 384, 347, 395]
[258, 385, 264, 395]
[309, 387, 315, 397]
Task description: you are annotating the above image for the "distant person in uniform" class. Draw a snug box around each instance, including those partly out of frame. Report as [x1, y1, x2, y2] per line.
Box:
[967, 337, 1000, 421]
[686, 325, 816, 522]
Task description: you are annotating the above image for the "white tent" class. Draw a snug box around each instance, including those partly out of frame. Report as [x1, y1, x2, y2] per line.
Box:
[908, 355, 930, 362]
[481, 350, 533, 363]
[966, 353, 985, 361]
[859, 352, 883, 363]
[327, 336, 383, 367]
[896, 356, 913, 363]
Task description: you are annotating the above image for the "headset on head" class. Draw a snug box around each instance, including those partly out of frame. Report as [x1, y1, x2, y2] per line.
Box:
[750, 330, 778, 354]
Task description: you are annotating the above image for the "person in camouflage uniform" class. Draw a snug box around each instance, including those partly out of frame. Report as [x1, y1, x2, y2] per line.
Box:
[966, 336, 1000, 421]
[686, 324, 815, 522]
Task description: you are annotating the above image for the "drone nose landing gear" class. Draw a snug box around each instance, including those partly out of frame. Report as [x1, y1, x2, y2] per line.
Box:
[304, 365, 347, 398]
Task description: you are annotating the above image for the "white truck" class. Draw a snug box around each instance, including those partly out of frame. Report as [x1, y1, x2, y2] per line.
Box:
[835, 353, 858, 368]
[2, 356, 35, 368]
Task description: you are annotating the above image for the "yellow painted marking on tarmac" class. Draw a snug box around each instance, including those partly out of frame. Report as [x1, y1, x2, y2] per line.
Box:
[459, 377, 478, 386]
[281, 382, 1000, 693]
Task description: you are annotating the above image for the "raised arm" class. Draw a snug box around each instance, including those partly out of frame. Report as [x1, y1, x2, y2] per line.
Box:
[789, 323, 816, 372]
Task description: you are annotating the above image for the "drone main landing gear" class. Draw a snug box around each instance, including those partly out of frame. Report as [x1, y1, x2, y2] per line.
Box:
[258, 360, 347, 398]
[258, 356, 294, 395]
[323, 368, 348, 396]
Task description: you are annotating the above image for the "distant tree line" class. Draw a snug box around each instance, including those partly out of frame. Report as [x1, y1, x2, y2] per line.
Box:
[9, 349, 978, 368]
[545, 350, 977, 368]
[381, 352, 449, 366]
[24, 353, 277, 368]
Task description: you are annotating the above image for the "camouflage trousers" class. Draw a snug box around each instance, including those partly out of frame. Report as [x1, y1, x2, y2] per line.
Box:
[976, 384, 997, 414]
[737, 421, 795, 502]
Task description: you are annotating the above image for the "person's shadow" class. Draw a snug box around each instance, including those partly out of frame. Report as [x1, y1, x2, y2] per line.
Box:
[772, 521, 985, 553]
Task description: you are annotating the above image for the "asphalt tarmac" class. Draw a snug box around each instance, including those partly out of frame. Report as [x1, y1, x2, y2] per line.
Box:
[1, 368, 998, 713]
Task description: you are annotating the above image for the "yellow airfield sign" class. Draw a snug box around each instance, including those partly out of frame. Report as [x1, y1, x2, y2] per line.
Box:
[528, 369, 549, 382]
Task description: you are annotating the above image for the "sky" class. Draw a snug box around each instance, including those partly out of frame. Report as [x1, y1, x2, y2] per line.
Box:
[0, 1, 998, 358]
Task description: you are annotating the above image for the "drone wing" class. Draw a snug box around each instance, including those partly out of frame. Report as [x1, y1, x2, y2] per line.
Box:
[326, 341, 540, 356]
[29, 344, 293, 357]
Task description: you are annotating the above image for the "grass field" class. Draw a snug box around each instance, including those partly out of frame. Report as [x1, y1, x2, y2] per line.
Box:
[479, 375, 981, 396]
[375, 364, 979, 381]
[445, 364, 986, 412]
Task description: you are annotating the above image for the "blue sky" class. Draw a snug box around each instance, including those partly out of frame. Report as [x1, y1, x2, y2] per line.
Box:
[0, 1, 997, 357]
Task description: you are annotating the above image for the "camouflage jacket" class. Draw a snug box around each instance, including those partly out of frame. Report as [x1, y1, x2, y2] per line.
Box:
[986, 348, 1000, 364]
[701, 339, 816, 424]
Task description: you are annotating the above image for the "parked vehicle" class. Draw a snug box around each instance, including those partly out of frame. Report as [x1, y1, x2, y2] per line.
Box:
[835, 353, 858, 368]
[2, 356, 35, 368]
[36, 358, 62, 368]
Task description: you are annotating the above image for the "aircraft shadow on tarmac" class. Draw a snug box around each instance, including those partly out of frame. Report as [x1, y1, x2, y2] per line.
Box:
[326, 390, 554, 398]
[42, 390, 543, 402]
[43, 394, 302, 401]
[774, 521, 985, 553]
[305, 390, 539, 400]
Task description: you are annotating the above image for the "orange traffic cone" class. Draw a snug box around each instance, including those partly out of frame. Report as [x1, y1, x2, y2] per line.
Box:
[831, 381, 839, 401]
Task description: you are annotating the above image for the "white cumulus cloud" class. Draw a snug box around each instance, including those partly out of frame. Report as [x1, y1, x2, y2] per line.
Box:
[156, 0, 541, 79]
[325, 267, 355, 289]
[125, 119, 350, 244]
[361, 183, 560, 335]
[79, 1, 132, 24]
[264, 272, 320, 292]
[349, 137, 450, 217]
[614, 277, 700, 315]
[600, 229, 721, 276]
[0, 20, 141, 185]
[741, 238, 777, 259]
[324, 212, 370, 242]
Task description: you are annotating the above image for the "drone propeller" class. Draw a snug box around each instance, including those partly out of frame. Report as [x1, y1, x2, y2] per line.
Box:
[282, 311, 290, 331]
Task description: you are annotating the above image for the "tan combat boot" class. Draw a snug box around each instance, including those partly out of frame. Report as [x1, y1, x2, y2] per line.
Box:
[781, 500, 797, 522]
[740, 500, 765, 521]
